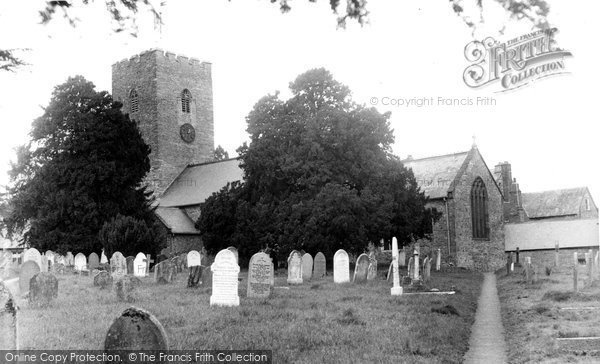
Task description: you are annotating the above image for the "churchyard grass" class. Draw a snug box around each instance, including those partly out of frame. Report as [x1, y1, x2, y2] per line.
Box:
[497, 263, 600, 363]
[16, 269, 481, 363]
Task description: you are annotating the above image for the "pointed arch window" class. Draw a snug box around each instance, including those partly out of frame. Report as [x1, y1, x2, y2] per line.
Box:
[181, 89, 191, 113]
[471, 177, 489, 239]
[130, 89, 139, 113]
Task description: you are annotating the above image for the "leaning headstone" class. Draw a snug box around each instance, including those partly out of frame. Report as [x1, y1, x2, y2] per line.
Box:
[88, 253, 100, 270]
[114, 276, 137, 302]
[313, 252, 326, 279]
[29, 272, 59, 307]
[187, 266, 202, 288]
[133, 253, 148, 277]
[187, 250, 201, 268]
[110, 252, 127, 278]
[390, 237, 403, 295]
[94, 271, 113, 289]
[399, 248, 406, 267]
[154, 261, 171, 284]
[301, 253, 313, 281]
[74, 253, 87, 272]
[407, 257, 414, 280]
[367, 252, 378, 281]
[226, 246, 239, 264]
[210, 249, 240, 307]
[0, 282, 17, 349]
[126, 256, 135, 275]
[353, 253, 370, 283]
[19, 260, 41, 294]
[247, 252, 273, 298]
[23, 248, 42, 270]
[287, 251, 303, 285]
[333, 249, 350, 283]
[104, 307, 168, 350]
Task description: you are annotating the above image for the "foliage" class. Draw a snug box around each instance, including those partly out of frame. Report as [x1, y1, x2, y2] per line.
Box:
[197, 68, 439, 261]
[4, 76, 161, 255]
[212, 145, 230, 161]
[98, 214, 165, 260]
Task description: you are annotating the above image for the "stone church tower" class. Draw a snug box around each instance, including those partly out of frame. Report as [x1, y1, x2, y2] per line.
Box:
[112, 49, 214, 195]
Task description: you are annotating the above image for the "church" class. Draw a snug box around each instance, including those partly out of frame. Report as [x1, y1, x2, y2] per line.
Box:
[112, 49, 598, 270]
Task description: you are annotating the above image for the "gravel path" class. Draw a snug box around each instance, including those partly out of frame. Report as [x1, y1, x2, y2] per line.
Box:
[464, 272, 508, 364]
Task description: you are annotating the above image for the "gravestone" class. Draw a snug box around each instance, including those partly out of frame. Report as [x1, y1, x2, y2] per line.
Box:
[436, 248, 441, 271]
[210, 249, 240, 307]
[133, 253, 148, 277]
[187, 266, 202, 288]
[168, 258, 178, 281]
[65, 252, 74, 266]
[313, 252, 326, 279]
[423, 257, 432, 282]
[88, 253, 100, 270]
[74, 253, 87, 271]
[412, 247, 420, 281]
[105, 307, 169, 350]
[19, 260, 41, 293]
[100, 250, 108, 264]
[0, 282, 17, 349]
[367, 252, 377, 281]
[287, 251, 303, 285]
[390, 237, 403, 295]
[94, 271, 113, 289]
[39, 254, 48, 273]
[301, 253, 313, 281]
[126, 256, 135, 275]
[226, 246, 239, 264]
[45, 251, 55, 271]
[114, 276, 137, 302]
[247, 252, 273, 298]
[145, 254, 154, 276]
[333, 249, 350, 283]
[353, 253, 369, 283]
[29, 272, 59, 307]
[0, 251, 12, 279]
[407, 257, 414, 280]
[110, 252, 127, 278]
[187, 250, 201, 267]
[23, 248, 42, 270]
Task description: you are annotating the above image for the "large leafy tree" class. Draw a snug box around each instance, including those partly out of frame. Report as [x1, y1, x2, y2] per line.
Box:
[5, 75, 163, 255]
[197, 68, 438, 262]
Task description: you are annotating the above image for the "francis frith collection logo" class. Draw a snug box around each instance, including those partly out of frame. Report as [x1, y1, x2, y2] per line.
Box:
[463, 28, 572, 91]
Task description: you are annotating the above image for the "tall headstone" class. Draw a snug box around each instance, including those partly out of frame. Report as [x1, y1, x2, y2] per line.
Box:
[110, 252, 127, 278]
[407, 257, 414, 279]
[88, 253, 100, 270]
[126, 256, 135, 275]
[19, 260, 41, 293]
[0, 282, 17, 349]
[74, 253, 87, 271]
[367, 252, 378, 281]
[436, 248, 441, 271]
[301, 253, 313, 281]
[353, 253, 369, 283]
[23, 248, 42, 270]
[247, 252, 273, 298]
[187, 251, 201, 267]
[313, 252, 326, 279]
[390, 237, 403, 295]
[105, 307, 169, 350]
[226, 246, 239, 264]
[333, 249, 350, 283]
[423, 257, 432, 282]
[412, 246, 420, 282]
[210, 249, 240, 307]
[29, 272, 59, 306]
[287, 251, 303, 285]
[133, 253, 148, 277]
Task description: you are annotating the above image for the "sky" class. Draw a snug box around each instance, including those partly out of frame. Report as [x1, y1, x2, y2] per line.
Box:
[0, 0, 598, 206]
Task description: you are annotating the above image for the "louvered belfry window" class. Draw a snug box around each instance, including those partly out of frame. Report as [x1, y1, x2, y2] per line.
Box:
[471, 177, 490, 239]
[181, 89, 191, 113]
[130, 89, 139, 113]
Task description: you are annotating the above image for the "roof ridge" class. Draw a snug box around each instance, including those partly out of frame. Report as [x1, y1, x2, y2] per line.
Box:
[186, 157, 241, 168]
[523, 187, 588, 195]
[402, 151, 469, 163]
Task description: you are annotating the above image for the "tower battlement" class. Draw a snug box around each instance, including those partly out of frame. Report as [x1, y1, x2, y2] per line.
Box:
[112, 48, 210, 70]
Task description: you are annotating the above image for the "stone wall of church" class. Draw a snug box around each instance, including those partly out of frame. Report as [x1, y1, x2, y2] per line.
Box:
[452, 149, 505, 271]
[427, 200, 454, 263]
[160, 233, 203, 257]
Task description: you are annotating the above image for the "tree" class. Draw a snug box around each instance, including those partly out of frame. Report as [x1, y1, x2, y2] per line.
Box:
[212, 145, 230, 161]
[4, 75, 164, 255]
[197, 68, 438, 262]
[98, 214, 165, 258]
